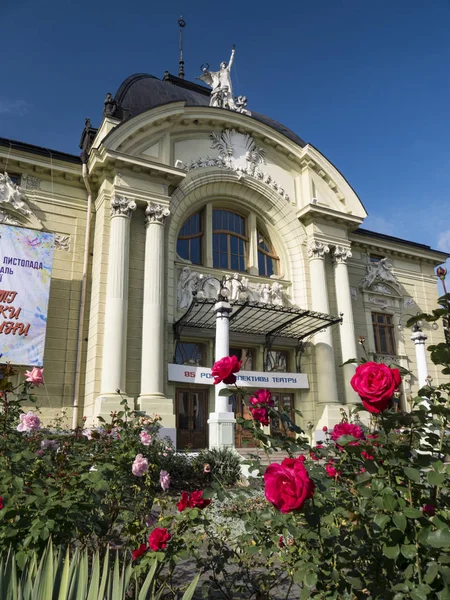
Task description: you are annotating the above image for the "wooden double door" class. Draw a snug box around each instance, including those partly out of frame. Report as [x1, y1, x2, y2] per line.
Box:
[176, 388, 208, 450]
[234, 393, 296, 448]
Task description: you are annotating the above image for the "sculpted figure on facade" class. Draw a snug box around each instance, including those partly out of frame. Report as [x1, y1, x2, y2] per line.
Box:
[0, 172, 42, 227]
[145, 203, 170, 225]
[110, 196, 137, 218]
[359, 257, 400, 292]
[177, 268, 290, 309]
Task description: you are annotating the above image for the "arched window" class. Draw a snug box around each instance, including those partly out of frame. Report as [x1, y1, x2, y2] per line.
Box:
[213, 209, 248, 272]
[177, 212, 203, 264]
[257, 231, 279, 277]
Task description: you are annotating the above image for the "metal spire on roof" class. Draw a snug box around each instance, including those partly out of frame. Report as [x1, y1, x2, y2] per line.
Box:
[178, 16, 186, 79]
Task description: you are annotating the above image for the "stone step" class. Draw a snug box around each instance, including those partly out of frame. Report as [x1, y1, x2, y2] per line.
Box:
[237, 447, 292, 465]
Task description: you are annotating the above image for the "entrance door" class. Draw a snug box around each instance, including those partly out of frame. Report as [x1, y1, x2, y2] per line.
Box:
[270, 393, 296, 439]
[176, 389, 208, 449]
[234, 395, 257, 448]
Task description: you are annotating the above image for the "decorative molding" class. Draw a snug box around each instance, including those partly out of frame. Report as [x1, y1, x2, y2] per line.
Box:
[177, 267, 290, 310]
[368, 295, 394, 309]
[0, 172, 43, 229]
[177, 129, 290, 202]
[145, 202, 170, 225]
[307, 241, 330, 259]
[373, 353, 400, 366]
[20, 174, 41, 190]
[350, 287, 357, 301]
[110, 196, 136, 218]
[54, 233, 70, 251]
[359, 258, 401, 293]
[332, 245, 352, 264]
[404, 297, 415, 308]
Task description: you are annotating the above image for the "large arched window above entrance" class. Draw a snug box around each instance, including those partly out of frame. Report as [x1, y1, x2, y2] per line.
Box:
[176, 212, 203, 265]
[257, 230, 279, 277]
[176, 205, 279, 277]
[212, 209, 247, 272]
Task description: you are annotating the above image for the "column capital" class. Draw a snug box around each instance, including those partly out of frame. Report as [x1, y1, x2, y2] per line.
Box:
[332, 245, 352, 264]
[110, 195, 136, 218]
[411, 330, 428, 345]
[145, 202, 170, 225]
[307, 241, 330, 259]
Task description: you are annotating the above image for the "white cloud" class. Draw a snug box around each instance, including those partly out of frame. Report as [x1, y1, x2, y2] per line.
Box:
[437, 229, 450, 253]
[0, 99, 30, 116]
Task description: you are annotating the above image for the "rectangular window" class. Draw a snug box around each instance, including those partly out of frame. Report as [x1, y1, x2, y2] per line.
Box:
[175, 342, 205, 366]
[230, 348, 254, 370]
[372, 312, 396, 355]
[265, 350, 289, 372]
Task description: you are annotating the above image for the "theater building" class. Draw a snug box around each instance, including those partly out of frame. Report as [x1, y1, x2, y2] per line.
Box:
[0, 66, 447, 447]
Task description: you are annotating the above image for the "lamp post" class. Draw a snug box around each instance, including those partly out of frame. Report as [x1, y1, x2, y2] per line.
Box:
[197, 275, 238, 449]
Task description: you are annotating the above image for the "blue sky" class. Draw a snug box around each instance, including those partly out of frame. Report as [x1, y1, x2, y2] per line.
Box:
[1, 0, 449, 275]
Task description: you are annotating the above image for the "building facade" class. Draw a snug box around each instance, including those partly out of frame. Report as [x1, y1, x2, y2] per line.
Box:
[0, 71, 447, 447]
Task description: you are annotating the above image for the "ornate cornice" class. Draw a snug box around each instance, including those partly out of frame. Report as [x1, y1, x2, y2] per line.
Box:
[110, 195, 136, 218]
[307, 241, 330, 259]
[145, 202, 170, 225]
[332, 246, 352, 264]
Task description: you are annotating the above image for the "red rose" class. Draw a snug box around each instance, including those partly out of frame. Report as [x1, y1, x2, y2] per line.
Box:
[325, 462, 340, 478]
[264, 457, 314, 513]
[0, 497, 3, 510]
[249, 406, 269, 426]
[177, 491, 190, 512]
[331, 423, 365, 448]
[131, 543, 148, 561]
[249, 389, 274, 407]
[422, 504, 435, 516]
[211, 356, 242, 385]
[351, 362, 401, 414]
[148, 527, 171, 551]
[361, 451, 374, 461]
[189, 490, 211, 509]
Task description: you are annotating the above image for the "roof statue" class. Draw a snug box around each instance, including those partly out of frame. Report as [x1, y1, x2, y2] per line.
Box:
[197, 45, 250, 115]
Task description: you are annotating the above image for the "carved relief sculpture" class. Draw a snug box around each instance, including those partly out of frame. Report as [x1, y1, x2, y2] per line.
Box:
[110, 196, 137, 218]
[333, 246, 352, 263]
[359, 258, 401, 292]
[176, 129, 290, 202]
[307, 241, 330, 259]
[0, 172, 42, 227]
[54, 234, 70, 251]
[177, 267, 290, 309]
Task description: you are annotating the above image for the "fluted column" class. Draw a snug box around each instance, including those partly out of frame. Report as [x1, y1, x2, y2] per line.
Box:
[99, 196, 136, 398]
[307, 241, 340, 433]
[332, 246, 360, 404]
[411, 329, 429, 389]
[139, 203, 170, 401]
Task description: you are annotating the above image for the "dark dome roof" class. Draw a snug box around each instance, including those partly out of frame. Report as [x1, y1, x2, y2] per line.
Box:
[113, 73, 306, 148]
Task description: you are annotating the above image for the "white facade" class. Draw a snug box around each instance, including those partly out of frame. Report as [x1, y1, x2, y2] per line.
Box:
[0, 72, 447, 447]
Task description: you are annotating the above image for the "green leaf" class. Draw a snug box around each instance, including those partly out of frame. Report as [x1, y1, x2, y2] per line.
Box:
[383, 544, 400, 559]
[334, 434, 359, 447]
[426, 529, 450, 549]
[383, 493, 398, 512]
[138, 559, 158, 600]
[404, 507, 423, 519]
[304, 570, 318, 588]
[181, 573, 201, 600]
[374, 514, 390, 530]
[401, 544, 417, 559]
[218, 388, 234, 397]
[427, 471, 445, 486]
[424, 561, 439, 584]
[404, 467, 421, 482]
[393, 513, 407, 532]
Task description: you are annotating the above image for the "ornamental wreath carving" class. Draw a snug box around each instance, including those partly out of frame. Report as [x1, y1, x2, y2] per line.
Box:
[176, 129, 290, 202]
[177, 267, 290, 310]
[0, 172, 42, 228]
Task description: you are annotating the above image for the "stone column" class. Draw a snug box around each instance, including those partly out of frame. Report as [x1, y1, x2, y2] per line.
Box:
[411, 329, 429, 388]
[208, 300, 236, 449]
[138, 203, 176, 444]
[332, 246, 360, 405]
[96, 196, 136, 418]
[307, 241, 340, 436]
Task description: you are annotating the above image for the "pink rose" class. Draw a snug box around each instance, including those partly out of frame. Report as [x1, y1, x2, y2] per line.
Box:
[249, 389, 274, 407]
[177, 490, 211, 512]
[148, 527, 171, 551]
[160, 470, 170, 491]
[17, 411, 41, 432]
[250, 406, 269, 426]
[351, 362, 401, 414]
[24, 367, 44, 386]
[211, 356, 242, 385]
[361, 451, 374, 461]
[204, 463, 211, 473]
[422, 504, 435, 516]
[132, 454, 149, 477]
[331, 423, 365, 448]
[325, 462, 340, 478]
[264, 457, 315, 513]
[140, 431, 152, 446]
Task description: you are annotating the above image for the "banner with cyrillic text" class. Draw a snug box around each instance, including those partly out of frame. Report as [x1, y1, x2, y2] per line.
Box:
[168, 364, 309, 389]
[0, 225, 54, 366]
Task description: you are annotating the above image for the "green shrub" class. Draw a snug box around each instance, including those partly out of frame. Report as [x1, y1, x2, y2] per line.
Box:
[194, 447, 242, 487]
